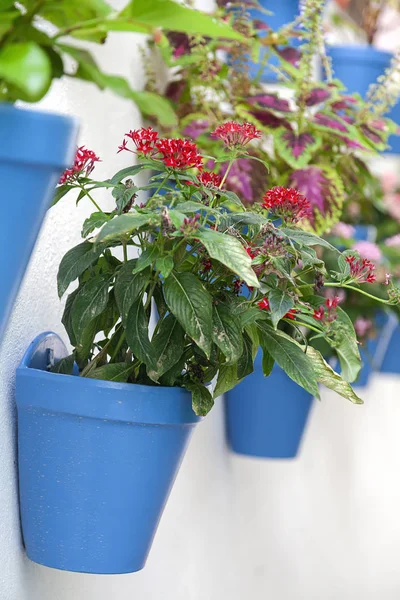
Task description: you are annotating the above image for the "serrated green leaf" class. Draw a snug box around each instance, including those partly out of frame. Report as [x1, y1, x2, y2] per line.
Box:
[114, 260, 150, 325]
[194, 228, 260, 288]
[125, 298, 155, 368]
[163, 272, 212, 357]
[305, 346, 363, 404]
[212, 303, 243, 364]
[257, 322, 320, 397]
[268, 289, 294, 329]
[86, 362, 135, 382]
[96, 212, 155, 243]
[148, 314, 185, 381]
[71, 274, 110, 342]
[82, 212, 111, 237]
[57, 241, 106, 298]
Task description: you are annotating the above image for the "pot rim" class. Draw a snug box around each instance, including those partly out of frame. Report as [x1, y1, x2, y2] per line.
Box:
[327, 44, 393, 65]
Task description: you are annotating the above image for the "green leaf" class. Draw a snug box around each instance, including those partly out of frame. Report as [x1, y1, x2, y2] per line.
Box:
[212, 303, 243, 364]
[213, 363, 240, 398]
[50, 354, 75, 375]
[57, 241, 106, 298]
[268, 289, 294, 329]
[0, 41, 51, 101]
[175, 201, 218, 215]
[130, 90, 177, 128]
[260, 345, 274, 377]
[61, 287, 80, 346]
[86, 362, 135, 383]
[148, 314, 185, 381]
[125, 298, 155, 368]
[52, 184, 75, 207]
[108, 163, 155, 185]
[237, 332, 254, 380]
[132, 246, 160, 273]
[82, 212, 111, 237]
[156, 255, 174, 279]
[114, 260, 150, 324]
[300, 247, 325, 269]
[119, 0, 246, 41]
[281, 227, 339, 252]
[185, 382, 214, 416]
[194, 228, 260, 288]
[112, 183, 138, 214]
[96, 212, 156, 243]
[163, 272, 212, 357]
[257, 322, 320, 398]
[333, 307, 362, 383]
[305, 346, 363, 404]
[71, 274, 110, 343]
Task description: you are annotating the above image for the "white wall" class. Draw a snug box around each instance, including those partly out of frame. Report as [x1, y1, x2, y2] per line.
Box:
[2, 5, 400, 600]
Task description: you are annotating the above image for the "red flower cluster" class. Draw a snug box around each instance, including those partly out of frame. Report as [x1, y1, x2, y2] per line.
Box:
[257, 297, 297, 320]
[313, 296, 340, 323]
[245, 246, 257, 259]
[211, 121, 261, 148]
[156, 138, 203, 170]
[262, 186, 311, 223]
[198, 171, 222, 188]
[118, 127, 158, 155]
[59, 146, 100, 184]
[345, 255, 376, 284]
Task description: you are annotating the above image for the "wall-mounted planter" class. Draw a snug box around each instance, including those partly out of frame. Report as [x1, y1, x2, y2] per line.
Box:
[0, 104, 78, 339]
[224, 355, 313, 459]
[327, 45, 400, 154]
[376, 312, 400, 375]
[228, 0, 300, 84]
[16, 332, 202, 574]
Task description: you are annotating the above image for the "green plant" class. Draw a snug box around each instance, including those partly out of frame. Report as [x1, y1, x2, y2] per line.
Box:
[0, 0, 244, 126]
[51, 123, 400, 415]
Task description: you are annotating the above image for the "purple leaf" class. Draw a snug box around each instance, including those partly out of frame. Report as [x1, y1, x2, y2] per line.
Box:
[275, 128, 321, 169]
[182, 120, 209, 139]
[247, 94, 291, 112]
[282, 131, 316, 158]
[289, 166, 344, 233]
[250, 109, 290, 129]
[253, 19, 270, 30]
[305, 87, 331, 106]
[277, 47, 301, 66]
[331, 96, 359, 111]
[360, 124, 385, 145]
[314, 112, 349, 133]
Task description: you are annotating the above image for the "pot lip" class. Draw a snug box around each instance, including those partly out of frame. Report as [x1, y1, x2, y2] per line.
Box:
[0, 103, 79, 170]
[327, 44, 393, 64]
[16, 332, 202, 425]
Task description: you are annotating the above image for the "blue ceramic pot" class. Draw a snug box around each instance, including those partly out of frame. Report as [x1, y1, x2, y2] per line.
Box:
[225, 356, 313, 459]
[228, 0, 300, 83]
[16, 332, 201, 574]
[0, 104, 78, 338]
[376, 313, 400, 374]
[327, 45, 400, 154]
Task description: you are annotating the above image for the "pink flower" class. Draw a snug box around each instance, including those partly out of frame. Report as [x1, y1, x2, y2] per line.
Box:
[385, 234, 400, 248]
[331, 222, 355, 239]
[353, 241, 382, 263]
[345, 255, 376, 284]
[354, 317, 373, 338]
[59, 146, 100, 184]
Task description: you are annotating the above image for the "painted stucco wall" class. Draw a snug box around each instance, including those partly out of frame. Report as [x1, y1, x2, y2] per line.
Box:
[2, 3, 400, 599]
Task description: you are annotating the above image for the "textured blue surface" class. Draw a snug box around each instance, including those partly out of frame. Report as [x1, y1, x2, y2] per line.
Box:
[225, 355, 313, 459]
[327, 45, 400, 154]
[0, 104, 78, 339]
[16, 333, 201, 574]
[228, 0, 300, 83]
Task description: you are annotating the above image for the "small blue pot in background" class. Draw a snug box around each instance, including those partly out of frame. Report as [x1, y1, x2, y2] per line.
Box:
[16, 332, 201, 574]
[376, 312, 400, 374]
[228, 0, 300, 84]
[327, 45, 400, 154]
[225, 354, 313, 459]
[0, 104, 78, 338]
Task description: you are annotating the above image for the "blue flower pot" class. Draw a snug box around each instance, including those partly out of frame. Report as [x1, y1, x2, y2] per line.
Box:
[224, 356, 313, 459]
[0, 104, 78, 338]
[377, 313, 400, 374]
[327, 45, 400, 154]
[228, 0, 300, 84]
[16, 332, 202, 574]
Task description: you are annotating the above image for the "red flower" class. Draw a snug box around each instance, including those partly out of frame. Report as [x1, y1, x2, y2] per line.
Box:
[258, 298, 270, 310]
[198, 171, 222, 188]
[156, 138, 203, 170]
[211, 121, 261, 148]
[245, 246, 257, 259]
[233, 280, 243, 294]
[284, 309, 297, 320]
[345, 255, 376, 284]
[59, 146, 100, 184]
[118, 127, 159, 155]
[261, 186, 311, 223]
[313, 306, 325, 321]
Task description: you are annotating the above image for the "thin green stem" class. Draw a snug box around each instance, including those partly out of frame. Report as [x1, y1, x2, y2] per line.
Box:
[324, 282, 391, 305]
[110, 331, 126, 363]
[219, 158, 235, 189]
[122, 240, 128, 263]
[289, 319, 323, 335]
[79, 184, 106, 215]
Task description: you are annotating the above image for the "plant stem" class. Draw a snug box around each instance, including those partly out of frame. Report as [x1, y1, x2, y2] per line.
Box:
[324, 282, 391, 304]
[110, 331, 126, 363]
[219, 157, 235, 189]
[289, 319, 323, 335]
[79, 184, 106, 215]
[122, 239, 128, 263]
